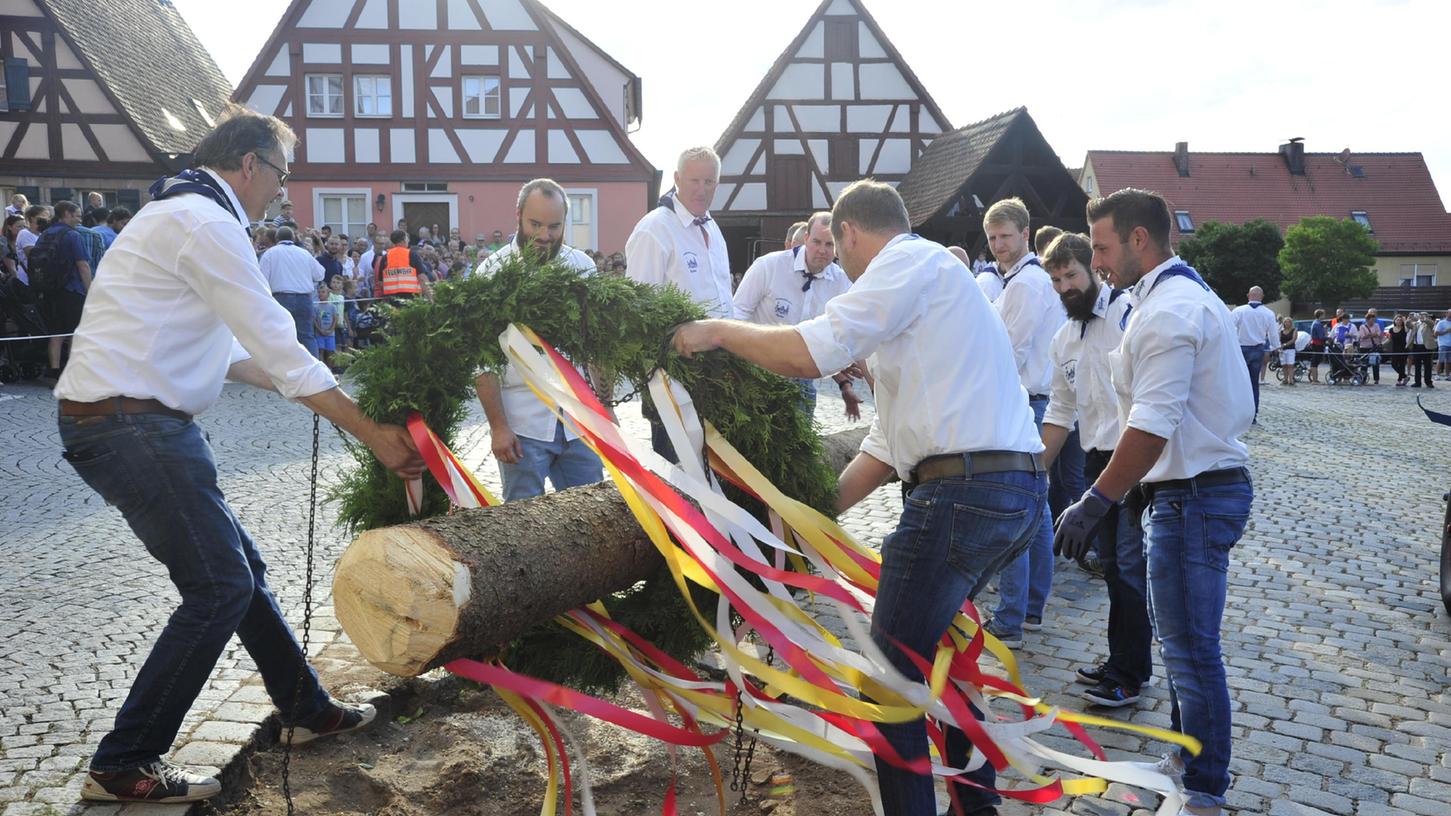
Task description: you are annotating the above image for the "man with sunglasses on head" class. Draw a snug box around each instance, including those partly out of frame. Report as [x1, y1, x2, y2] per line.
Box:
[54, 106, 425, 804]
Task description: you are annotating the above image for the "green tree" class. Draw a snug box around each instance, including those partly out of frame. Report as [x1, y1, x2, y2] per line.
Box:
[1178, 219, 1285, 303]
[1277, 216, 1379, 308]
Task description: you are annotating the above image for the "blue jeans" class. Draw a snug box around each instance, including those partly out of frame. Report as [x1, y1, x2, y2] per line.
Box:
[1144, 477, 1252, 807]
[274, 292, 318, 357]
[872, 470, 1049, 815]
[58, 413, 329, 771]
[1239, 345, 1265, 415]
[991, 397, 1055, 636]
[1047, 425, 1084, 529]
[498, 420, 604, 501]
[792, 377, 818, 416]
[1083, 449, 1152, 688]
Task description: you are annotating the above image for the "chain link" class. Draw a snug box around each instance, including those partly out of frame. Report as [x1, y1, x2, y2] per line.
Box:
[281, 414, 321, 816]
[730, 641, 776, 804]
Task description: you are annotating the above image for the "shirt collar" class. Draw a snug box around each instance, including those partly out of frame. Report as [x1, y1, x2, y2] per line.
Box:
[1131, 255, 1185, 301]
[199, 167, 249, 227]
[1001, 252, 1039, 280]
[1091, 283, 1112, 320]
[669, 192, 710, 229]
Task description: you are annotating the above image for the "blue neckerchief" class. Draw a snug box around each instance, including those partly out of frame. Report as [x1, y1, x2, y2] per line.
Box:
[149, 169, 246, 231]
[1001, 256, 1043, 289]
[1080, 287, 1127, 339]
[657, 191, 676, 211]
[1119, 263, 1208, 330]
[1248, 301, 1263, 309]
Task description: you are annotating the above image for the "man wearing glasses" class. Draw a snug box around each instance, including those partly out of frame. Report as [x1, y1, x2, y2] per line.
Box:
[55, 106, 425, 804]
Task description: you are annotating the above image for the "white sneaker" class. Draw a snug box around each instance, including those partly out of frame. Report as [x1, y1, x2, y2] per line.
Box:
[1129, 752, 1185, 786]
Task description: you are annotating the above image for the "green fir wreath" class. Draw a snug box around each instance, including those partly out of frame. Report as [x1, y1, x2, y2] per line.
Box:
[334, 250, 839, 692]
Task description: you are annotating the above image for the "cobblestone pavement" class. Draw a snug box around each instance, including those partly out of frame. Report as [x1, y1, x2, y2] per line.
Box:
[3, 373, 1451, 815]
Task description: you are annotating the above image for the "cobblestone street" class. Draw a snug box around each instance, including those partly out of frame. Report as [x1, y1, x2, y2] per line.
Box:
[3, 375, 1451, 815]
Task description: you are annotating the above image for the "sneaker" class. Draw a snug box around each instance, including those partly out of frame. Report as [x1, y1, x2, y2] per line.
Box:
[81, 760, 221, 803]
[1075, 662, 1109, 685]
[1022, 614, 1043, 631]
[1078, 551, 1105, 578]
[1082, 680, 1141, 707]
[282, 699, 377, 745]
[1129, 752, 1185, 785]
[982, 620, 1022, 649]
[1179, 806, 1222, 816]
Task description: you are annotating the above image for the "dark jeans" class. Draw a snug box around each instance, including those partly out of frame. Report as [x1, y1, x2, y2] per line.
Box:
[1412, 347, 1434, 385]
[59, 413, 329, 771]
[1390, 346, 1407, 380]
[1047, 425, 1085, 525]
[1144, 476, 1252, 807]
[1082, 449, 1152, 688]
[1239, 345, 1265, 414]
[273, 291, 318, 357]
[872, 469, 1049, 815]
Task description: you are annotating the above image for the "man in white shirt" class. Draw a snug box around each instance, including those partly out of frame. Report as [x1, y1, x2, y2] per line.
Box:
[674, 180, 1045, 816]
[1058, 188, 1254, 816]
[15, 204, 47, 276]
[732, 211, 862, 418]
[474, 179, 604, 501]
[1229, 285, 1278, 419]
[1039, 233, 1151, 710]
[982, 197, 1069, 648]
[259, 225, 325, 357]
[54, 110, 424, 805]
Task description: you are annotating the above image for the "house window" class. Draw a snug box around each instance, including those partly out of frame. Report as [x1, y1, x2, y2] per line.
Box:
[1399, 264, 1437, 287]
[1174, 210, 1194, 233]
[402, 182, 448, 192]
[353, 75, 391, 117]
[462, 76, 501, 119]
[566, 191, 595, 251]
[306, 74, 344, 117]
[3, 57, 34, 112]
[319, 193, 369, 238]
[1350, 210, 1372, 231]
[824, 19, 858, 61]
[829, 139, 856, 178]
[0, 67, 6, 113]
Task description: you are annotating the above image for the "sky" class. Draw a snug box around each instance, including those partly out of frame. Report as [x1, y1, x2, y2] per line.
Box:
[174, 0, 1451, 209]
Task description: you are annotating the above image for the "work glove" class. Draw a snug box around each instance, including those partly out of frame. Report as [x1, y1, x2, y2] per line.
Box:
[1053, 486, 1115, 561]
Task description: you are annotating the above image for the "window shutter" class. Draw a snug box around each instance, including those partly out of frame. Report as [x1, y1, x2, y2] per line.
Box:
[4, 58, 31, 111]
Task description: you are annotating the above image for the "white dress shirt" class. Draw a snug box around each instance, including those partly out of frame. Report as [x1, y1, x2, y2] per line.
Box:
[732, 247, 850, 326]
[994, 254, 1065, 396]
[796, 234, 1041, 481]
[1109, 256, 1252, 483]
[1044, 284, 1130, 453]
[359, 248, 377, 280]
[1230, 301, 1279, 348]
[55, 169, 336, 416]
[975, 269, 1004, 303]
[259, 241, 325, 294]
[479, 240, 597, 442]
[624, 193, 732, 318]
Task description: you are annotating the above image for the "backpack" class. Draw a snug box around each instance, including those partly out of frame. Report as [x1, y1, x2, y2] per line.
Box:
[24, 229, 69, 295]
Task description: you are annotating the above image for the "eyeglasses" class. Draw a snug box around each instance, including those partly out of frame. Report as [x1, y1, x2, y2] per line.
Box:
[254, 153, 291, 186]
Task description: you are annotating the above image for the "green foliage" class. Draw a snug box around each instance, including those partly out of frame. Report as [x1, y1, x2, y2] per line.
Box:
[335, 249, 838, 692]
[1177, 219, 1284, 303]
[1278, 216, 1380, 307]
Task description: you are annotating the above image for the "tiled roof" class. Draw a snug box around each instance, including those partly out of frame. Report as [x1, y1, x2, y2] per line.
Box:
[1084, 149, 1451, 254]
[895, 107, 1022, 226]
[43, 0, 234, 156]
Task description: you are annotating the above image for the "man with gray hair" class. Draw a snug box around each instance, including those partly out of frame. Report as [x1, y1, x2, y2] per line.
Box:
[785, 220, 808, 250]
[55, 105, 422, 803]
[673, 179, 1045, 816]
[731, 211, 860, 418]
[475, 178, 604, 500]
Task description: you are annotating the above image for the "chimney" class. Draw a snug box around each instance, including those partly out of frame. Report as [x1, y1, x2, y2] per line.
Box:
[1173, 142, 1190, 177]
[1279, 137, 1306, 175]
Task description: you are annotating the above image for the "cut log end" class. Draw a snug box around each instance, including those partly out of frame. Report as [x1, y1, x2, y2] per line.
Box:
[332, 526, 471, 677]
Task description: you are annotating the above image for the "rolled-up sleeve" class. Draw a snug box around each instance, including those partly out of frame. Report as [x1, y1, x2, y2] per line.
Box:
[183, 221, 336, 399]
[795, 250, 926, 377]
[859, 415, 891, 467]
[1124, 310, 1200, 440]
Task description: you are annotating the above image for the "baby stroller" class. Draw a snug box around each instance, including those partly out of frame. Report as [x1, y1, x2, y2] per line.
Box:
[1325, 343, 1369, 386]
[0, 277, 49, 383]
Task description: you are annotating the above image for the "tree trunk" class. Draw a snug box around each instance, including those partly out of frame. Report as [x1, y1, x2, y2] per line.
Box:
[333, 426, 869, 677]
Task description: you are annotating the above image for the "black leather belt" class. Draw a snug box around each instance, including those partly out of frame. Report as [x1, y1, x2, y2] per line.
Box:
[910, 450, 1044, 486]
[1143, 467, 1250, 498]
[1028, 393, 1049, 401]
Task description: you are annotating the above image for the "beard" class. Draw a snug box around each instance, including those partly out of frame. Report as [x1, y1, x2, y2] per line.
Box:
[516, 224, 563, 260]
[1060, 280, 1100, 322]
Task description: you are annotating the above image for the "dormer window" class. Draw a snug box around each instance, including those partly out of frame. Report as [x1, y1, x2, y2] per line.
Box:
[1174, 210, 1194, 233]
[1350, 210, 1372, 232]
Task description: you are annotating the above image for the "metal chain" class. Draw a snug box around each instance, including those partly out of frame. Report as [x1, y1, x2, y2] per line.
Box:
[281, 414, 321, 816]
[731, 642, 776, 804]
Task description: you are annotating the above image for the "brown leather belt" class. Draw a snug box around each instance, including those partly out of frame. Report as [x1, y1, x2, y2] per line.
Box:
[910, 450, 1044, 486]
[59, 397, 192, 423]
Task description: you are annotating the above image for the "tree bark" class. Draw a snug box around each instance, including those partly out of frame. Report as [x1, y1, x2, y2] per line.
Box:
[333, 426, 869, 677]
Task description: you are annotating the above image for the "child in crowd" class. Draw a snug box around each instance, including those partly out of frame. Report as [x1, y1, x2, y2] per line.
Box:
[328, 276, 348, 354]
[315, 282, 338, 368]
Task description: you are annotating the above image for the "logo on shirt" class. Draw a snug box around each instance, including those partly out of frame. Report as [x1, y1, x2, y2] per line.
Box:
[774, 298, 791, 318]
[1062, 359, 1078, 387]
[683, 251, 699, 274]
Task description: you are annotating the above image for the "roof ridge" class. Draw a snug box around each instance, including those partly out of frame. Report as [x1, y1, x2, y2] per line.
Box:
[1086, 148, 1425, 158]
[946, 105, 1026, 134]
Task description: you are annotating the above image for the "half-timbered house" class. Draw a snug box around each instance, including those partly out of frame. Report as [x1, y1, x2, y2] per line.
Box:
[710, 0, 951, 268]
[234, 0, 657, 252]
[896, 107, 1087, 254]
[0, 0, 232, 211]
